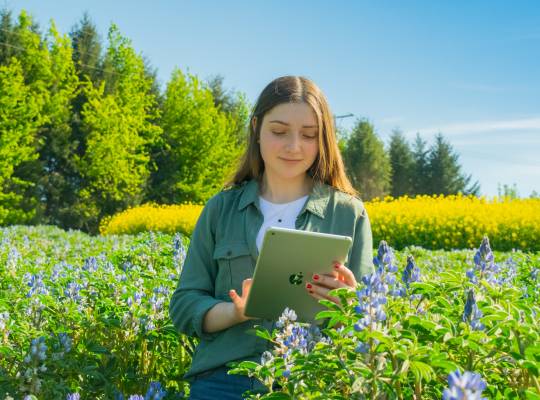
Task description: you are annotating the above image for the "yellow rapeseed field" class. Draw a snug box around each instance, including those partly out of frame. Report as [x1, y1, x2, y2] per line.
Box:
[99, 203, 203, 237]
[100, 195, 540, 251]
[367, 194, 540, 251]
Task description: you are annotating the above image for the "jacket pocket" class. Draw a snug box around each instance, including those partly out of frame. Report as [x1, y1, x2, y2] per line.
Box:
[213, 242, 254, 300]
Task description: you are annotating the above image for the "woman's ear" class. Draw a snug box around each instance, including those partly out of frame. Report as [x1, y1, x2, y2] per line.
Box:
[251, 116, 257, 132]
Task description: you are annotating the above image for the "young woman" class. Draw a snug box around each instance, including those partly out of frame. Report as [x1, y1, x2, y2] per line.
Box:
[169, 76, 374, 399]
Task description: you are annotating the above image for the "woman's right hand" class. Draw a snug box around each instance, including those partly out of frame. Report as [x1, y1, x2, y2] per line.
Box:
[229, 278, 256, 323]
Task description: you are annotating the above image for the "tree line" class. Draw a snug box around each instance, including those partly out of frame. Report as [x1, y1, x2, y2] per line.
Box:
[0, 9, 478, 234]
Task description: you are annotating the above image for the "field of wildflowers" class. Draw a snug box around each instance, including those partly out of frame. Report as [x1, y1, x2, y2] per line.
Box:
[99, 195, 540, 252]
[1, 226, 539, 399]
[99, 204, 204, 237]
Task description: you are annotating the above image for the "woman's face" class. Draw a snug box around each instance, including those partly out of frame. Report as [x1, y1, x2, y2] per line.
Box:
[257, 102, 319, 182]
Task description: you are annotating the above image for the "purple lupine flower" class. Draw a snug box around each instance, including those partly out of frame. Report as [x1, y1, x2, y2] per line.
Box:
[58, 333, 72, 353]
[402, 256, 421, 288]
[144, 381, 166, 400]
[66, 393, 80, 400]
[127, 396, 144, 400]
[468, 237, 501, 285]
[24, 272, 49, 297]
[83, 256, 98, 272]
[355, 341, 369, 353]
[173, 233, 187, 274]
[354, 269, 388, 332]
[462, 290, 485, 331]
[442, 370, 487, 400]
[531, 268, 539, 281]
[64, 281, 83, 302]
[24, 337, 47, 364]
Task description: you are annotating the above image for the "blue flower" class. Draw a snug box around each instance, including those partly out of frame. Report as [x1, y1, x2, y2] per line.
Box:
[442, 370, 487, 400]
[462, 290, 485, 331]
[144, 381, 166, 400]
[402, 256, 421, 288]
[468, 237, 501, 286]
[355, 341, 369, 353]
[66, 394, 80, 400]
[83, 256, 98, 272]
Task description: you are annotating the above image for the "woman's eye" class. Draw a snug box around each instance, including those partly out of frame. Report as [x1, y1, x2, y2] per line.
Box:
[303, 135, 317, 139]
[272, 131, 286, 135]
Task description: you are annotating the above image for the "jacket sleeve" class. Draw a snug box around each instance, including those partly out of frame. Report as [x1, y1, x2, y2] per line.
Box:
[348, 205, 374, 280]
[169, 195, 223, 340]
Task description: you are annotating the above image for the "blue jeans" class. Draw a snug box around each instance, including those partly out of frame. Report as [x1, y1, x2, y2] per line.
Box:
[188, 366, 269, 400]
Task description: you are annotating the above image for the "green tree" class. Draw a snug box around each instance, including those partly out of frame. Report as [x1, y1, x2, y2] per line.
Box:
[388, 129, 415, 197]
[0, 8, 40, 66]
[427, 133, 480, 195]
[150, 69, 243, 204]
[412, 133, 431, 195]
[0, 11, 53, 224]
[342, 119, 391, 200]
[73, 24, 162, 233]
[0, 60, 41, 224]
[206, 74, 250, 146]
[33, 22, 80, 227]
[69, 12, 102, 84]
[497, 183, 519, 199]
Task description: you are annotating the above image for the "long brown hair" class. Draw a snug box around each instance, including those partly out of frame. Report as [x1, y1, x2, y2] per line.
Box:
[226, 76, 357, 197]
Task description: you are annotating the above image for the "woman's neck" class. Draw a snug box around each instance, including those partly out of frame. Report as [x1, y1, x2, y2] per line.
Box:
[260, 172, 313, 204]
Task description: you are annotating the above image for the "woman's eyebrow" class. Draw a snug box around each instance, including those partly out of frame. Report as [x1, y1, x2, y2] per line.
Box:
[268, 120, 318, 129]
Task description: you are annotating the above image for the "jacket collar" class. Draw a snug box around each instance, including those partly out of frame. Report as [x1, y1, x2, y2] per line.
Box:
[237, 178, 331, 219]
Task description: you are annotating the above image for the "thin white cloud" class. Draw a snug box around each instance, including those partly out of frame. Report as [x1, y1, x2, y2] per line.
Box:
[406, 116, 540, 137]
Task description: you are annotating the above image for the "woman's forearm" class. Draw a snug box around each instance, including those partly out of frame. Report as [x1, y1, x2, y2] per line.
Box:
[202, 302, 244, 333]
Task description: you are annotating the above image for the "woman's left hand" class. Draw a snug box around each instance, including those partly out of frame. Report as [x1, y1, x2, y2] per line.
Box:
[305, 263, 357, 306]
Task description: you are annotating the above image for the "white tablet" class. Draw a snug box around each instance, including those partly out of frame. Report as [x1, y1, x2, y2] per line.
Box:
[244, 226, 352, 323]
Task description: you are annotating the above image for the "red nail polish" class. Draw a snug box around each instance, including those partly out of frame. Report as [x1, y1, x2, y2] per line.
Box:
[313, 274, 320, 280]
[306, 283, 312, 289]
[334, 264, 340, 270]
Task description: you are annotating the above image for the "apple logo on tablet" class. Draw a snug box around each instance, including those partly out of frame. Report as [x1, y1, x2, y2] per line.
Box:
[289, 272, 303, 285]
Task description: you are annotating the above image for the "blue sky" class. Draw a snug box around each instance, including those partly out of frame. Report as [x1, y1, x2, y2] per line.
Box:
[5, 0, 540, 197]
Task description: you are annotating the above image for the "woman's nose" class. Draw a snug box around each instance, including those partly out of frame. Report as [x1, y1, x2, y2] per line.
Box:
[285, 133, 301, 152]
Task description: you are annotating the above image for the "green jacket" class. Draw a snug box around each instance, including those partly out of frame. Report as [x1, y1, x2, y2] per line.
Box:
[169, 179, 374, 379]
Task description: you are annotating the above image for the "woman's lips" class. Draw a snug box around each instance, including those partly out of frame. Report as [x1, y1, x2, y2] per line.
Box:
[280, 158, 302, 163]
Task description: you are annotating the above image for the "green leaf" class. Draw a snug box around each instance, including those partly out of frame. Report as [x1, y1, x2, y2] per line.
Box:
[409, 360, 435, 382]
[255, 330, 273, 341]
[262, 393, 292, 399]
[315, 310, 340, 320]
[525, 390, 540, 400]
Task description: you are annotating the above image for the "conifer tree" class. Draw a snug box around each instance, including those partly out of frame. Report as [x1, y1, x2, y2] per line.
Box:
[428, 133, 480, 195]
[34, 23, 80, 227]
[389, 129, 414, 197]
[342, 119, 391, 200]
[206, 74, 250, 146]
[412, 133, 430, 195]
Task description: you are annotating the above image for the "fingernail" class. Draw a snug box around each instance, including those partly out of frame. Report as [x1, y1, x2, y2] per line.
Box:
[306, 283, 312, 289]
[334, 264, 340, 270]
[309, 290, 314, 294]
[313, 274, 320, 280]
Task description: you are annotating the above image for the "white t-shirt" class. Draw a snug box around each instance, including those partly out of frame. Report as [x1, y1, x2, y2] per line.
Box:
[256, 195, 309, 252]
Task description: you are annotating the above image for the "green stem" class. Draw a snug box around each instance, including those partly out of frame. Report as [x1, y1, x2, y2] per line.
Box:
[415, 379, 421, 399]
[532, 375, 540, 394]
[390, 353, 403, 400]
